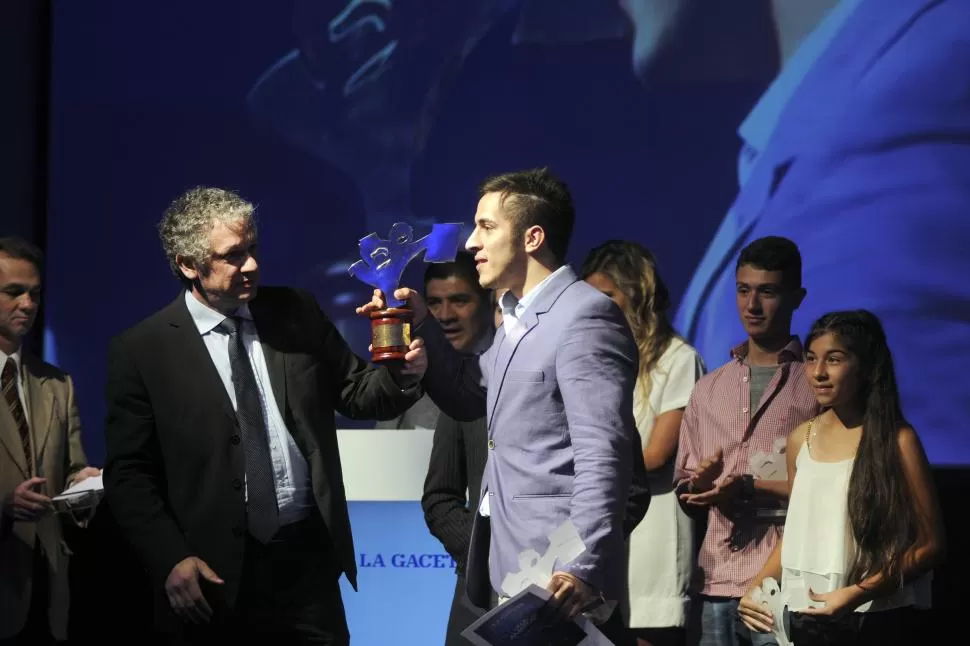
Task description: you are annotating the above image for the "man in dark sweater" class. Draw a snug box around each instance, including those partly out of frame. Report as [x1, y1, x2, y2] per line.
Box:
[421, 289, 504, 645]
[377, 252, 494, 431]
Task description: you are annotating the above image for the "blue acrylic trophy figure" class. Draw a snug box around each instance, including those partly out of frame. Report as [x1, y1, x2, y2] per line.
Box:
[349, 221, 462, 362]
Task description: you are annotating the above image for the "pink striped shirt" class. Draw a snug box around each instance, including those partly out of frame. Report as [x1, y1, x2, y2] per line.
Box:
[674, 338, 820, 598]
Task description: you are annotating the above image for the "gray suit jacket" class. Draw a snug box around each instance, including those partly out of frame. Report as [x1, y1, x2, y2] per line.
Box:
[418, 266, 641, 605]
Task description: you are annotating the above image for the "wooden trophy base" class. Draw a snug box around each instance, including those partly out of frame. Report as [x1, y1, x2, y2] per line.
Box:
[370, 307, 413, 363]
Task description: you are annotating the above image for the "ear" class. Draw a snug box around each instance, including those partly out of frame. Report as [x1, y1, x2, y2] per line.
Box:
[175, 254, 199, 282]
[792, 286, 807, 309]
[522, 225, 545, 255]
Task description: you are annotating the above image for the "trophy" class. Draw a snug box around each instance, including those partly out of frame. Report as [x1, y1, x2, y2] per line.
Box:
[349, 222, 463, 362]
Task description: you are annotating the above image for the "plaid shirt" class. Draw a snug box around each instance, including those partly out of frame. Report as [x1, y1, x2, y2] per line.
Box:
[674, 338, 820, 598]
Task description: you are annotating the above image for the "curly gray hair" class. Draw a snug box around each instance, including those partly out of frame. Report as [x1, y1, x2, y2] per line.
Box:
[158, 186, 256, 282]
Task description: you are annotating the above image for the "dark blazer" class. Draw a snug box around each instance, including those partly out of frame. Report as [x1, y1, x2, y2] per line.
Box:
[420, 411, 487, 575]
[102, 287, 421, 622]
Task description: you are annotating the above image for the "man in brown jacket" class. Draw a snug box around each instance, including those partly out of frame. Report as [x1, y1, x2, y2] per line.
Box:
[0, 237, 100, 645]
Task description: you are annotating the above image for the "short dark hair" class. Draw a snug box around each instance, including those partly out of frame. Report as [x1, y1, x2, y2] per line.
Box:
[0, 237, 44, 272]
[423, 251, 487, 298]
[478, 167, 575, 264]
[736, 236, 802, 288]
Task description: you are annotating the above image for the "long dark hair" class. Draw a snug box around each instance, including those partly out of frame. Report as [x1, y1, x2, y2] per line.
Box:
[805, 310, 918, 587]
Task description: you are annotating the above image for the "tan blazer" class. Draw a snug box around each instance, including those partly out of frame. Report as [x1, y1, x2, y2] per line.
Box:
[0, 353, 89, 641]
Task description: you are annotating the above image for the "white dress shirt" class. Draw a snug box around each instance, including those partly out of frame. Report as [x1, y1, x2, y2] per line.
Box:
[498, 264, 572, 344]
[184, 291, 314, 525]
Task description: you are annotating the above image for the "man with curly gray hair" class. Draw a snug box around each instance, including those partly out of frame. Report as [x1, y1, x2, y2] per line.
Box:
[158, 187, 258, 295]
[103, 186, 427, 644]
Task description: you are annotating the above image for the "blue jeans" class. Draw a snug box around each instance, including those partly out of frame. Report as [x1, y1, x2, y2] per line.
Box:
[695, 596, 778, 646]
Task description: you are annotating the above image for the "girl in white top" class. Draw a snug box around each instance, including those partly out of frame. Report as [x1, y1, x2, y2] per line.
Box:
[739, 310, 945, 645]
[582, 240, 705, 646]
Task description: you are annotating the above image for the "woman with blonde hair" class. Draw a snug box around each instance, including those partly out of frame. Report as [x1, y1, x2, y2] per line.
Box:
[581, 240, 705, 646]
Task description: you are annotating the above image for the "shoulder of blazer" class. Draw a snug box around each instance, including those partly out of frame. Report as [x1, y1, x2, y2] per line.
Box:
[20, 351, 70, 385]
[564, 278, 611, 304]
[248, 286, 329, 342]
[248, 285, 316, 319]
[557, 280, 620, 321]
[112, 293, 190, 347]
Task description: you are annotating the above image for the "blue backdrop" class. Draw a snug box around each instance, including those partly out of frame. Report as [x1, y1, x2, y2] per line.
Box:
[45, 0, 766, 457]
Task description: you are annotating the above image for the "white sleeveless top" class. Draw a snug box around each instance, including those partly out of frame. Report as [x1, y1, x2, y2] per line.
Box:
[780, 435, 932, 613]
[626, 338, 705, 628]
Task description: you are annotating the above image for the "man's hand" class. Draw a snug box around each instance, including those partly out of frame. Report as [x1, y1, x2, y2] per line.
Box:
[357, 287, 429, 326]
[371, 337, 428, 385]
[543, 571, 597, 622]
[165, 556, 224, 624]
[689, 447, 724, 493]
[3, 477, 52, 521]
[680, 474, 743, 507]
[70, 467, 102, 485]
[401, 337, 427, 378]
[62, 467, 105, 516]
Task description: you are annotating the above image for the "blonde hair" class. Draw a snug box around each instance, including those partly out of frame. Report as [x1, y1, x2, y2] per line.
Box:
[580, 240, 676, 401]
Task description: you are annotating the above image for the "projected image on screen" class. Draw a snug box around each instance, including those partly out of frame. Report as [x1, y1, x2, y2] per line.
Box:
[240, 0, 970, 465]
[246, 0, 626, 238]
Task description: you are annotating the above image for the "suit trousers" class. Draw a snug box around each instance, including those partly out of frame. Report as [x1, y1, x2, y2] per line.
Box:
[0, 539, 55, 646]
[444, 574, 503, 645]
[599, 607, 635, 646]
[444, 574, 480, 646]
[170, 512, 348, 645]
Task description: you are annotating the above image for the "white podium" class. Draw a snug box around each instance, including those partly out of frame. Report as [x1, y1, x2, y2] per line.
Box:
[336, 429, 456, 645]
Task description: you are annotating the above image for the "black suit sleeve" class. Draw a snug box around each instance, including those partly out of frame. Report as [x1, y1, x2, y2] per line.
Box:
[414, 316, 487, 421]
[103, 336, 192, 586]
[421, 412, 474, 570]
[303, 290, 422, 420]
[624, 447, 651, 536]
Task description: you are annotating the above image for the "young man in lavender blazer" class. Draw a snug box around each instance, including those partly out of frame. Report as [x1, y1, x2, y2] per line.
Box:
[361, 167, 648, 644]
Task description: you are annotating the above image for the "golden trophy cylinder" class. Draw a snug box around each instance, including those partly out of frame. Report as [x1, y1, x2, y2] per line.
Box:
[369, 307, 413, 362]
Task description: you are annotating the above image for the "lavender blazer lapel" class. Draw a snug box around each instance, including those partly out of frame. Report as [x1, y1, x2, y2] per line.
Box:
[487, 267, 578, 431]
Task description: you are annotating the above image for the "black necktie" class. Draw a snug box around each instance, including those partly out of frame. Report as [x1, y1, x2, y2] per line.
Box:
[2, 359, 32, 475]
[217, 316, 279, 543]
